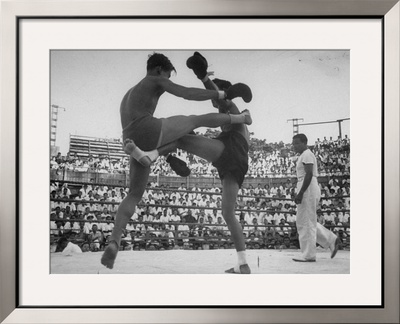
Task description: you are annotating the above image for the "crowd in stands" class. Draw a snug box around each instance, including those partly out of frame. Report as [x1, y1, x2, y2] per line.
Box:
[50, 133, 350, 178]
[50, 175, 350, 253]
[51, 133, 350, 253]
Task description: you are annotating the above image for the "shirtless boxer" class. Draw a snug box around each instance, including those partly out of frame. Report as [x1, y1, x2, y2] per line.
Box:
[116, 52, 252, 273]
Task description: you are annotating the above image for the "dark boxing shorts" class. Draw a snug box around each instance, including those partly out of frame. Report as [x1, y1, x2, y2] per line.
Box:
[122, 115, 162, 151]
[212, 131, 249, 187]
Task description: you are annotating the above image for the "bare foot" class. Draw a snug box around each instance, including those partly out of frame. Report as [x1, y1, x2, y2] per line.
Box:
[242, 109, 252, 125]
[123, 139, 152, 167]
[225, 264, 251, 274]
[100, 241, 119, 269]
[123, 138, 136, 155]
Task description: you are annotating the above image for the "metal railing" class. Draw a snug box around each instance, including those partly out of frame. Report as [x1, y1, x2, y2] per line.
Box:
[51, 169, 348, 189]
[50, 218, 350, 252]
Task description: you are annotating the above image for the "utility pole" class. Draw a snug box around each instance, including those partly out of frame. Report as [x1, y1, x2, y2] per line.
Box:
[287, 118, 304, 137]
[50, 104, 66, 147]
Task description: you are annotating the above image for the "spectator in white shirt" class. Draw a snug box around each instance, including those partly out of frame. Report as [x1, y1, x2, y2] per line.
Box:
[79, 184, 91, 198]
[59, 186, 71, 199]
[64, 219, 81, 235]
[168, 209, 181, 231]
[101, 216, 114, 240]
[323, 212, 336, 226]
[273, 212, 286, 226]
[142, 209, 154, 223]
[177, 216, 190, 246]
[286, 213, 296, 225]
[178, 202, 189, 218]
[160, 209, 171, 223]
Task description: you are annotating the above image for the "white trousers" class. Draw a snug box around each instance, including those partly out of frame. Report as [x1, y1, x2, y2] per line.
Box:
[296, 180, 336, 260]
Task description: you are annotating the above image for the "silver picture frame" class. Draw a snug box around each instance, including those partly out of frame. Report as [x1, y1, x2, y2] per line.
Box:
[1, 0, 399, 323]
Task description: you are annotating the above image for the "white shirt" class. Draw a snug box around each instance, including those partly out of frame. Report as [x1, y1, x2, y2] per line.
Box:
[50, 222, 63, 235]
[169, 215, 181, 223]
[143, 214, 154, 223]
[126, 223, 136, 232]
[286, 214, 296, 223]
[62, 242, 82, 255]
[177, 224, 190, 235]
[263, 213, 274, 224]
[84, 222, 97, 234]
[296, 149, 319, 179]
[273, 213, 286, 225]
[160, 215, 170, 223]
[64, 222, 80, 233]
[101, 223, 114, 236]
[244, 212, 253, 224]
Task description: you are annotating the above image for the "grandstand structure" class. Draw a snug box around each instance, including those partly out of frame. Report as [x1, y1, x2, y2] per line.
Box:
[68, 134, 125, 160]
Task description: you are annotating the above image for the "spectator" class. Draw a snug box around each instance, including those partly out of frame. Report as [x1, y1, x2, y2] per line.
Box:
[264, 232, 276, 249]
[84, 215, 97, 234]
[185, 210, 197, 228]
[99, 207, 111, 221]
[159, 208, 171, 223]
[143, 209, 154, 223]
[157, 223, 175, 249]
[101, 215, 114, 240]
[279, 235, 298, 250]
[178, 202, 189, 218]
[125, 219, 136, 235]
[56, 236, 82, 255]
[169, 209, 181, 227]
[50, 218, 64, 238]
[213, 216, 226, 236]
[273, 212, 285, 226]
[63, 218, 80, 236]
[88, 224, 103, 252]
[323, 212, 336, 227]
[288, 226, 300, 248]
[273, 230, 284, 248]
[286, 212, 296, 226]
[177, 216, 190, 248]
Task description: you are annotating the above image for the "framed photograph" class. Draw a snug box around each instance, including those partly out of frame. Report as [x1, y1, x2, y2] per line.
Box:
[1, 0, 399, 323]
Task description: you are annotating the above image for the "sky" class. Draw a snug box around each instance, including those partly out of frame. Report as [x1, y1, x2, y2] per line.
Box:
[50, 50, 349, 154]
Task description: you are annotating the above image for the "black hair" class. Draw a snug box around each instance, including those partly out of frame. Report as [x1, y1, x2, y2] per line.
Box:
[147, 53, 176, 73]
[293, 133, 308, 144]
[55, 236, 69, 252]
[58, 236, 68, 245]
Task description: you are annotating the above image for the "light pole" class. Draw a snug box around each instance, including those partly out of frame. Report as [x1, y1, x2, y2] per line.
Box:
[297, 118, 350, 139]
[50, 104, 66, 147]
[287, 118, 304, 137]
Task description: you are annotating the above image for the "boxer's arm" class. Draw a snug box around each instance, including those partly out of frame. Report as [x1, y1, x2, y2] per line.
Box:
[160, 77, 223, 101]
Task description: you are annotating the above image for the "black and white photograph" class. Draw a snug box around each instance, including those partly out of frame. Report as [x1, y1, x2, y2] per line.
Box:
[18, 18, 384, 307]
[2, 1, 399, 322]
[49, 50, 351, 275]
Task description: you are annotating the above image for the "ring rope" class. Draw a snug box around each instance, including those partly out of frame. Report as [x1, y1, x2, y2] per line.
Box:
[50, 198, 350, 215]
[50, 179, 349, 200]
[50, 217, 349, 230]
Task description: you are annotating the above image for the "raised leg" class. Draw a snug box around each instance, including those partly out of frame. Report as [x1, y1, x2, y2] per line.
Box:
[175, 134, 225, 163]
[123, 111, 251, 167]
[159, 112, 251, 147]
